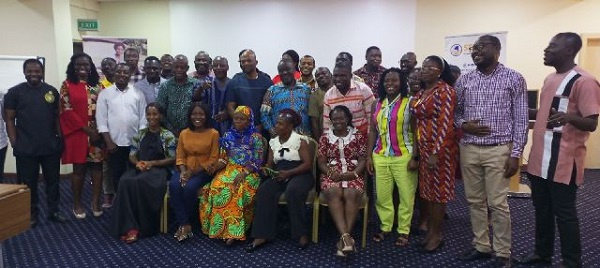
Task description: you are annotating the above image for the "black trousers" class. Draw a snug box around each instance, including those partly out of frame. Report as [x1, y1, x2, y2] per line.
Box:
[0, 146, 7, 183]
[108, 146, 131, 191]
[251, 167, 313, 240]
[16, 153, 61, 217]
[529, 173, 581, 268]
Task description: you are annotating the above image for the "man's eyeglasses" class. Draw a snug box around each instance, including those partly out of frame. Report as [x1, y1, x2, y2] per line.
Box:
[471, 42, 495, 52]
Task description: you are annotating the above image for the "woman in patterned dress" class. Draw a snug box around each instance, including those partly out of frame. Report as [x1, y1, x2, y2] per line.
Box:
[318, 105, 367, 256]
[59, 53, 104, 219]
[411, 56, 458, 253]
[199, 106, 264, 246]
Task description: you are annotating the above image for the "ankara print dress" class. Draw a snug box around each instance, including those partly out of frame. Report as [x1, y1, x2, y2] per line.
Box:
[411, 81, 458, 203]
[199, 130, 264, 240]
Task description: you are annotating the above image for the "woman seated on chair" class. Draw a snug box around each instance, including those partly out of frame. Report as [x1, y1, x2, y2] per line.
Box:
[199, 106, 264, 246]
[317, 105, 367, 257]
[110, 103, 176, 244]
[169, 102, 220, 242]
[246, 109, 313, 252]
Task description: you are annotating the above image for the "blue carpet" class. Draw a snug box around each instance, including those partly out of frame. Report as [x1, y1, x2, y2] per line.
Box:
[3, 170, 600, 267]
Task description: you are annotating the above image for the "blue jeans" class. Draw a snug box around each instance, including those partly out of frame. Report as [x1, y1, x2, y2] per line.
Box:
[169, 171, 212, 226]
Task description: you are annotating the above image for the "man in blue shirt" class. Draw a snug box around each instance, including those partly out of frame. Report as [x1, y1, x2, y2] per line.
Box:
[134, 56, 165, 104]
[226, 49, 273, 137]
[261, 60, 312, 137]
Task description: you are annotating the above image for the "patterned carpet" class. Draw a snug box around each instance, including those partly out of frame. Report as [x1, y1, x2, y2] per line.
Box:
[3, 170, 600, 267]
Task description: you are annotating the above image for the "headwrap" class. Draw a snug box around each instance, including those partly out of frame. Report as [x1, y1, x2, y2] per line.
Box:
[221, 106, 256, 151]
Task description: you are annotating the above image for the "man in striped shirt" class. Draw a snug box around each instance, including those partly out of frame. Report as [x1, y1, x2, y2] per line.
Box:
[323, 62, 375, 135]
[455, 35, 528, 268]
[516, 32, 600, 268]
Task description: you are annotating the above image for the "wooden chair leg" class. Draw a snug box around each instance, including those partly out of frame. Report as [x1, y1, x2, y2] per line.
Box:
[161, 193, 168, 233]
[362, 199, 368, 248]
[312, 198, 319, 244]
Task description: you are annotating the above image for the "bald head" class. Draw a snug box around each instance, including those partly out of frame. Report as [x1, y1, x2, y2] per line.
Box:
[174, 54, 188, 64]
[173, 54, 189, 81]
[213, 56, 229, 80]
[239, 49, 258, 75]
[315, 67, 332, 90]
[400, 52, 417, 72]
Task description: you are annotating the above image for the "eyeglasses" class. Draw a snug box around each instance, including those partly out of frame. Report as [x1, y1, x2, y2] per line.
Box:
[421, 66, 441, 72]
[471, 42, 495, 52]
[278, 112, 295, 120]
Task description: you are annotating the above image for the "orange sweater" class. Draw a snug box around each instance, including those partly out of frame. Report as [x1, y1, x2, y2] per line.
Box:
[175, 128, 219, 173]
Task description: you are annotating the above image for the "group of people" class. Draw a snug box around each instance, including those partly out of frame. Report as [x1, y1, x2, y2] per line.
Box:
[5, 32, 598, 268]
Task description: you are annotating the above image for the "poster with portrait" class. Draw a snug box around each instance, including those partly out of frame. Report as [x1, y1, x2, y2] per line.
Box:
[444, 31, 507, 73]
[82, 36, 147, 74]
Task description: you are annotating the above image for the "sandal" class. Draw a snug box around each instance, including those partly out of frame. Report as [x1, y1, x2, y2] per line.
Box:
[224, 238, 237, 247]
[123, 229, 139, 244]
[341, 233, 356, 253]
[73, 209, 86, 219]
[372, 231, 390, 242]
[176, 226, 193, 242]
[174, 226, 184, 239]
[92, 202, 103, 217]
[395, 234, 409, 247]
[335, 239, 346, 257]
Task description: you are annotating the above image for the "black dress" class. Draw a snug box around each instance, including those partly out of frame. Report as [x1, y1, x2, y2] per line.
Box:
[110, 131, 169, 238]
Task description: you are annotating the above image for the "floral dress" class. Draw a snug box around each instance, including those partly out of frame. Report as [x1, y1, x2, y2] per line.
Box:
[318, 127, 367, 193]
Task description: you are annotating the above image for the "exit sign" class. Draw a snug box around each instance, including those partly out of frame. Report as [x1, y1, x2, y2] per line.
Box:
[78, 19, 99, 31]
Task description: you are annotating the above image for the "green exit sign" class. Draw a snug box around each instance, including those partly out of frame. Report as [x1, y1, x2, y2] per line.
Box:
[78, 19, 99, 31]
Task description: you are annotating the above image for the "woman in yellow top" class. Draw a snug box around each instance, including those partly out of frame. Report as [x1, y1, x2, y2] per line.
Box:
[169, 103, 219, 242]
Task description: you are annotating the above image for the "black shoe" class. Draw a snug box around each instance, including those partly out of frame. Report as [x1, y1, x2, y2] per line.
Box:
[418, 240, 444, 254]
[48, 212, 67, 223]
[513, 253, 551, 265]
[245, 241, 266, 253]
[457, 248, 492, 261]
[495, 257, 512, 268]
[297, 241, 310, 250]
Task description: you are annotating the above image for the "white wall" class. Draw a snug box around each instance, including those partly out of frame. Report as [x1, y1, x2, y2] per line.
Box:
[98, 0, 172, 57]
[170, 0, 416, 76]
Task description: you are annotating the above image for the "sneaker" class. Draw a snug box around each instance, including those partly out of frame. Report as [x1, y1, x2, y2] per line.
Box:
[102, 194, 114, 208]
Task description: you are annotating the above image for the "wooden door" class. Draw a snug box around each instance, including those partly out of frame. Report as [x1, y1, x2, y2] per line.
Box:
[579, 34, 600, 168]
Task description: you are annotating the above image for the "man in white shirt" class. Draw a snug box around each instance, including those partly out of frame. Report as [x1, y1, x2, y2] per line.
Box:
[96, 63, 147, 191]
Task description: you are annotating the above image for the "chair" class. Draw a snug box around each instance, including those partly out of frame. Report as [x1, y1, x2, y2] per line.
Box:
[160, 187, 169, 233]
[277, 137, 319, 233]
[311, 190, 369, 248]
[308, 139, 368, 248]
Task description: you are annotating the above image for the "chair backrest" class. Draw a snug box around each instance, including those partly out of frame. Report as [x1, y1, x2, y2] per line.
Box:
[261, 136, 269, 165]
[306, 136, 318, 182]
